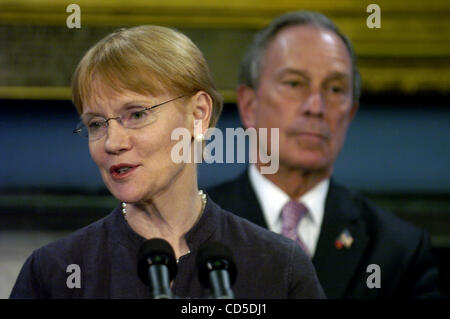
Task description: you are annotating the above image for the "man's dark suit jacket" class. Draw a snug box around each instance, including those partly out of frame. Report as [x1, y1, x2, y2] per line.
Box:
[207, 171, 442, 298]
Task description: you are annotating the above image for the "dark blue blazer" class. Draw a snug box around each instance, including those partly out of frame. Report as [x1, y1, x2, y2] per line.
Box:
[207, 172, 442, 298]
[10, 195, 325, 299]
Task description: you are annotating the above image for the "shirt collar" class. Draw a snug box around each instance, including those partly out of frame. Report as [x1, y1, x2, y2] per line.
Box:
[248, 164, 329, 230]
[249, 164, 288, 230]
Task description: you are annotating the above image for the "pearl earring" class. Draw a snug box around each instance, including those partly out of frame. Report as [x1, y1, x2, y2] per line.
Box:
[195, 133, 204, 142]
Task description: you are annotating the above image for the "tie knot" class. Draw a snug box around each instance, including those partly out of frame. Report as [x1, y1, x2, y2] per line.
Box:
[281, 200, 308, 229]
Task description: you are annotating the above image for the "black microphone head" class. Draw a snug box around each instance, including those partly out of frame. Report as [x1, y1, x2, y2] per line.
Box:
[197, 241, 237, 289]
[137, 238, 178, 286]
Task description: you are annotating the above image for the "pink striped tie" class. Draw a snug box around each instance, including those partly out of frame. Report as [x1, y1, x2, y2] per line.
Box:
[281, 201, 310, 256]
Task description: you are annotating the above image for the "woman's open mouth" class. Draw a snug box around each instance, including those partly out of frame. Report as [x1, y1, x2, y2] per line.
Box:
[109, 164, 140, 180]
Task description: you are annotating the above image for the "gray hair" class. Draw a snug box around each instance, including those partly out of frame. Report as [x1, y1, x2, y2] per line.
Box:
[239, 11, 361, 102]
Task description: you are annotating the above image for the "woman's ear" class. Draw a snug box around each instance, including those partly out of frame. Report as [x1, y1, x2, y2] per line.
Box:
[190, 91, 213, 136]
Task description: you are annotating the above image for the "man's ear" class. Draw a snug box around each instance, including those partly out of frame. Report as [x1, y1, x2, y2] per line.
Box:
[349, 100, 359, 122]
[236, 85, 258, 129]
[191, 91, 213, 135]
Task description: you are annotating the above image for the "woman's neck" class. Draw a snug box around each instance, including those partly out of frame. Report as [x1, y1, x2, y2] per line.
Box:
[124, 164, 203, 259]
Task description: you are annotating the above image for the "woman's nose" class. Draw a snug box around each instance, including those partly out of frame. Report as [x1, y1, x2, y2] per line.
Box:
[104, 120, 132, 154]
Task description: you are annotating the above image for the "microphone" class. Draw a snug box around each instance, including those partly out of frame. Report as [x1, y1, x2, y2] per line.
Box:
[197, 241, 237, 299]
[137, 238, 178, 299]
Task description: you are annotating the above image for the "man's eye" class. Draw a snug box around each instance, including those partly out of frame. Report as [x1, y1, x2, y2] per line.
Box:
[283, 80, 300, 88]
[282, 79, 308, 89]
[330, 85, 345, 94]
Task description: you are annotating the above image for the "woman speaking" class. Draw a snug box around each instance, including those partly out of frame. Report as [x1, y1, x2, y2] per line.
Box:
[10, 25, 324, 299]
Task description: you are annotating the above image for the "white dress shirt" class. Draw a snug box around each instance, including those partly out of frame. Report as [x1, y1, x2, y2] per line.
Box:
[248, 164, 329, 257]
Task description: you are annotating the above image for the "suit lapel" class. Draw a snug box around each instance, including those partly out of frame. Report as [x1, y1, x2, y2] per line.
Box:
[312, 180, 369, 298]
[216, 172, 370, 297]
[237, 172, 269, 228]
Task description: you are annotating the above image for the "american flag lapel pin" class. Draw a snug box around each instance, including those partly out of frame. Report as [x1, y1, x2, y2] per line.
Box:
[335, 229, 354, 249]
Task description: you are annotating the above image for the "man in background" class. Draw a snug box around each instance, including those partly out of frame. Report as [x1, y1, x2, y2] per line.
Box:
[208, 11, 441, 298]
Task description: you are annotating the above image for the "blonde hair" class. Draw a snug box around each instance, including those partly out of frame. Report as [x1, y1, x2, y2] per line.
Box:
[71, 25, 223, 128]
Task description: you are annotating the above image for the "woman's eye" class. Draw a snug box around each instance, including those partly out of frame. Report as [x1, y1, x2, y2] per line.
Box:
[130, 110, 147, 120]
[124, 109, 151, 124]
[88, 120, 104, 130]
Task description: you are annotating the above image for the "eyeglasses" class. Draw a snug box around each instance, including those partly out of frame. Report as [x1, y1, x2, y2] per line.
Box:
[73, 95, 185, 141]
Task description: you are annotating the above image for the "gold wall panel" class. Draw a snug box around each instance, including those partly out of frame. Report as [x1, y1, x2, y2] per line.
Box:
[1, 0, 449, 99]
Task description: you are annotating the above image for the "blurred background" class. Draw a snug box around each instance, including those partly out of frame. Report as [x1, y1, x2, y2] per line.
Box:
[0, 0, 449, 298]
